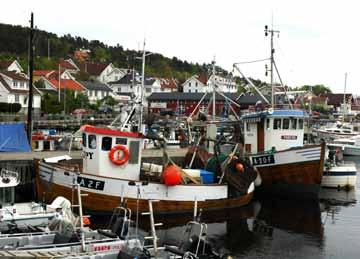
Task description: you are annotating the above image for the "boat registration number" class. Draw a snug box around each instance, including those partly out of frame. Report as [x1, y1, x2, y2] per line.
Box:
[252, 154, 275, 166]
[77, 176, 105, 191]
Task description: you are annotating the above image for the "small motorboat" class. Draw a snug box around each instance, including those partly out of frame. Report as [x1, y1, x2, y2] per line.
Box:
[321, 149, 357, 189]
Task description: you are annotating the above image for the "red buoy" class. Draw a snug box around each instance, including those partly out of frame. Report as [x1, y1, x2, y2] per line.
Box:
[235, 163, 244, 173]
[163, 165, 182, 186]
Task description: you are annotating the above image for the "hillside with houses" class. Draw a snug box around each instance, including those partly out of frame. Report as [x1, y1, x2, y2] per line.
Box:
[0, 22, 358, 119]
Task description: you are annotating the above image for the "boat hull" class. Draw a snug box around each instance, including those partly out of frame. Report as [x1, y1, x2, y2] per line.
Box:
[249, 144, 325, 199]
[322, 166, 357, 189]
[36, 162, 254, 215]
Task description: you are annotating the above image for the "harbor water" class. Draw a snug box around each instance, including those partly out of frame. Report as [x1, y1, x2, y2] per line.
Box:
[137, 156, 360, 259]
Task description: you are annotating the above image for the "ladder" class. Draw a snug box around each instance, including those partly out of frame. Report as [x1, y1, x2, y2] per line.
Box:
[141, 200, 163, 257]
[71, 183, 89, 252]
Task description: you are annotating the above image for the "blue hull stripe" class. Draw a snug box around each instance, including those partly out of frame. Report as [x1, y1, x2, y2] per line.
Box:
[296, 149, 321, 154]
[323, 171, 357, 176]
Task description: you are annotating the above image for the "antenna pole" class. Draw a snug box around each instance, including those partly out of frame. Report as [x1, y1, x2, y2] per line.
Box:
[27, 12, 34, 143]
[265, 25, 279, 108]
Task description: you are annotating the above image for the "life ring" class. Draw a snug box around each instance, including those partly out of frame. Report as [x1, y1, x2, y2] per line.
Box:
[109, 145, 130, 166]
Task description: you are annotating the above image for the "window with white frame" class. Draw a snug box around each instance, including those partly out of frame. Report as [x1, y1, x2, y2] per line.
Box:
[15, 94, 19, 102]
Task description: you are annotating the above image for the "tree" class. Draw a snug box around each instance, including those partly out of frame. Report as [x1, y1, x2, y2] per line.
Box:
[293, 85, 332, 95]
[94, 47, 109, 62]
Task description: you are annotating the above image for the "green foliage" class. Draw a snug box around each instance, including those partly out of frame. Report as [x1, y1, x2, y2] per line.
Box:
[74, 71, 91, 81]
[302, 102, 330, 114]
[101, 95, 117, 107]
[94, 47, 109, 62]
[0, 102, 21, 113]
[292, 85, 332, 95]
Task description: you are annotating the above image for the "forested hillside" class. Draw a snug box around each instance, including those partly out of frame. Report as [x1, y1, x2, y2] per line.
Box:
[0, 23, 228, 82]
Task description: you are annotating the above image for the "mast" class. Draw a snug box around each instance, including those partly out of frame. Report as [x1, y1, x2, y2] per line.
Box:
[343, 72, 348, 118]
[139, 40, 146, 131]
[212, 58, 216, 120]
[265, 25, 279, 108]
[27, 12, 34, 143]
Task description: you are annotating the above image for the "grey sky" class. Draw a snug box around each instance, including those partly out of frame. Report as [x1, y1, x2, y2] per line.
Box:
[1, 0, 359, 94]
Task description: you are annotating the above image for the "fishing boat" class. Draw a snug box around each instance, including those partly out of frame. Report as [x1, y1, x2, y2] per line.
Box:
[327, 135, 360, 156]
[242, 109, 325, 199]
[35, 124, 255, 215]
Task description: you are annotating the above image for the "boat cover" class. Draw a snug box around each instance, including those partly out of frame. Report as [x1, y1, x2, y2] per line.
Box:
[0, 123, 31, 152]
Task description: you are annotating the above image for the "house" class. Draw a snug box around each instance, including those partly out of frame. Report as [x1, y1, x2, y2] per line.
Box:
[182, 74, 208, 93]
[108, 73, 140, 96]
[319, 93, 354, 112]
[143, 78, 161, 100]
[236, 92, 271, 111]
[0, 71, 41, 113]
[59, 58, 80, 74]
[0, 60, 24, 74]
[147, 92, 239, 116]
[211, 75, 237, 93]
[79, 80, 113, 104]
[77, 62, 124, 83]
[34, 69, 86, 96]
[159, 78, 178, 92]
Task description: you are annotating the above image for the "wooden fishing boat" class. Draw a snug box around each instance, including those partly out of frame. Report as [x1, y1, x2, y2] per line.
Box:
[36, 125, 255, 215]
[242, 109, 326, 199]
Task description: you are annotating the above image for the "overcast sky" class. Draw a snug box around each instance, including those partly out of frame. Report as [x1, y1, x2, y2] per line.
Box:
[2, 0, 359, 94]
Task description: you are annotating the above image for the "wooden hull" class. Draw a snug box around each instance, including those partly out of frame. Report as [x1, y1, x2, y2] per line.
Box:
[249, 143, 325, 199]
[35, 162, 254, 215]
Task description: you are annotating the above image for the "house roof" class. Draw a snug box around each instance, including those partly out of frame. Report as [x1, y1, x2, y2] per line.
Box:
[196, 74, 208, 85]
[78, 62, 108, 76]
[236, 92, 271, 105]
[319, 93, 353, 105]
[59, 59, 79, 70]
[33, 70, 56, 77]
[0, 71, 28, 81]
[79, 80, 113, 91]
[0, 73, 40, 94]
[147, 92, 238, 101]
[0, 60, 13, 70]
[108, 73, 140, 85]
[48, 79, 86, 91]
[159, 78, 178, 89]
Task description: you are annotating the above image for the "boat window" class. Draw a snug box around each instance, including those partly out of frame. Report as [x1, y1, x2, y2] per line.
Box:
[82, 133, 87, 147]
[299, 119, 304, 129]
[273, 119, 282, 130]
[266, 119, 270, 129]
[88, 135, 97, 149]
[116, 138, 127, 145]
[246, 123, 250, 132]
[102, 137, 112, 151]
[334, 130, 340, 133]
[291, 118, 297, 130]
[283, 119, 290, 129]
[343, 130, 351, 133]
[129, 141, 140, 164]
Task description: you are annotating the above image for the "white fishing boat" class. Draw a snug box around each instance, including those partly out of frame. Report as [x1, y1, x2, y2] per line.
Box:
[327, 135, 360, 156]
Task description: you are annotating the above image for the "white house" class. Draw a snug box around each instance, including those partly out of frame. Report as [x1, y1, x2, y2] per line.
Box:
[108, 73, 141, 96]
[77, 62, 124, 84]
[0, 71, 41, 113]
[210, 75, 237, 93]
[0, 60, 24, 74]
[79, 80, 113, 104]
[182, 74, 209, 93]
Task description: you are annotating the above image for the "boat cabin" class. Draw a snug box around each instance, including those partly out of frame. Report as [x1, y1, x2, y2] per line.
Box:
[0, 169, 19, 205]
[81, 125, 144, 180]
[241, 109, 308, 153]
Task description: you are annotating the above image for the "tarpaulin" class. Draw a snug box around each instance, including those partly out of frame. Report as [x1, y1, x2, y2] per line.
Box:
[0, 123, 31, 152]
